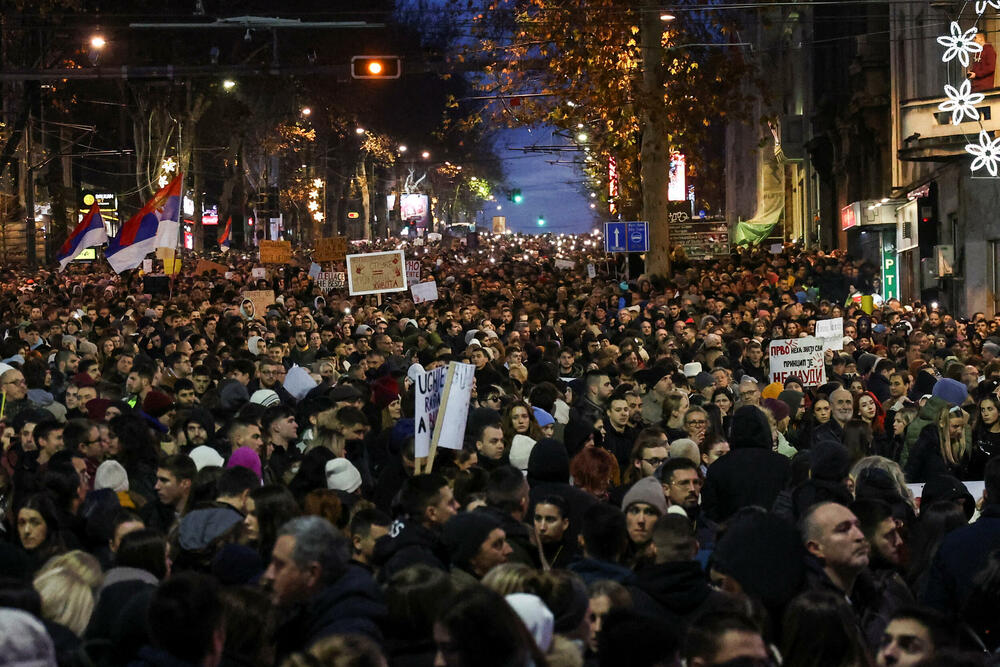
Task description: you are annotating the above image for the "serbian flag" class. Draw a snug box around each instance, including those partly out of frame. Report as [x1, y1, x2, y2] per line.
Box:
[57, 203, 108, 271]
[218, 216, 232, 252]
[105, 174, 182, 274]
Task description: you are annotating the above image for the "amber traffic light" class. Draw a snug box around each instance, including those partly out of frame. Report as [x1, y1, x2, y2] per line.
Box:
[351, 56, 401, 79]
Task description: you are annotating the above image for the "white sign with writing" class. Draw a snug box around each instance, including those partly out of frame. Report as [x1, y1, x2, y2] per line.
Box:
[554, 258, 575, 270]
[411, 280, 439, 304]
[405, 260, 421, 284]
[815, 317, 844, 351]
[315, 271, 346, 290]
[768, 337, 827, 387]
[431, 362, 476, 451]
[414, 366, 448, 459]
[587, 263, 596, 279]
[251, 267, 266, 280]
[142, 259, 153, 273]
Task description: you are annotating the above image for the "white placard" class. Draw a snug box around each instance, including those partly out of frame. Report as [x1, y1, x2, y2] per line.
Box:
[769, 243, 783, 254]
[816, 317, 844, 351]
[587, 263, 596, 279]
[251, 267, 266, 280]
[414, 365, 448, 459]
[142, 259, 153, 273]
[768, 336, 827, 387]
[405, 260, 421, 284]
[554, 258, 575, 270]
[224, 271, 234, 280]
[308, 262, 322, 279]
[431, 362, 476, 451]
[411, 280, 439, 303]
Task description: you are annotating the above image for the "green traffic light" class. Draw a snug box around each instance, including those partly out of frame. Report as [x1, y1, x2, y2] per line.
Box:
[513, 192, 523, 204]
[537, 216, 546, 226]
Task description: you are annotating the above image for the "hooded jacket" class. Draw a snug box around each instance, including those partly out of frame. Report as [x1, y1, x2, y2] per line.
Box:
[526, 438, 597, 545]
[371, 518, 449, 584]
[274, 564, 386, 663]
[702, 406, 791, 522]
[631, 560, 733, 623]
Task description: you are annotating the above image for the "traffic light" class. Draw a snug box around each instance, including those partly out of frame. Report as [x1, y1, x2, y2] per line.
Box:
[510, 189, 523, 204]
[351, 56, 401, 79]
[537, 215, 546, 226]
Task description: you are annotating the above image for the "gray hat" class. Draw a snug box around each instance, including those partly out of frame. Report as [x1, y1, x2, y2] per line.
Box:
[621, 476, 668, 515]
[178, 507, 244, 551]
[0, 609, 56, 667]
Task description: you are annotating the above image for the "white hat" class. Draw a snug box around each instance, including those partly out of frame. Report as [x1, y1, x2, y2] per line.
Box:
[407, 363, 425, 385]
[325, 458, 362, 493]
[505, 594, 554, 653]
[189, 445, 225, 471]
[508, 435, 536, 472]
[683, 362, 702, 378]
[94, 460, 129, 492]
[249, 389, 281, 407]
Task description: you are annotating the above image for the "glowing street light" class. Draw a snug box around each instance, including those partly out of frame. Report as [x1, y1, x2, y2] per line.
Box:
[222, 79, 236, 91]
[577, 132, 588, 142]
[421, 151, 430, 159]
[398, 145, 408, 153]
[660, 13, 676, 21]
[301, 107, 312, 117]
[90, 35, 106, 49]
[355, 127, 365, 135]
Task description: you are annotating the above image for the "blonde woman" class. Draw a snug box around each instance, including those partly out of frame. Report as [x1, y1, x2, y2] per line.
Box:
[849, 456, 917, 515]
[33, 566, 97, 636]
[903, 403, 970, 483]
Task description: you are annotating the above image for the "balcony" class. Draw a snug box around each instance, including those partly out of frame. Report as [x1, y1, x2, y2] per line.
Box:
[898, 89, 1000, 161]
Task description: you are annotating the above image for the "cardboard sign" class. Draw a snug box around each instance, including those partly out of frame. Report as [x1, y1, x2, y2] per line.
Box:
[259, 240, 292, 264]
[314, 236, 348, 262]
[241, 290, 276, 320]
[251, 267, 267, 280]
[815, 317, 845, 351]
[346, 250, 407, 295]
[554, 258, 575, 270]
[405, 260, 421, 284]
[316, 271, 346, 290]
[414, 365, 448, 459]
[194, 259, 229, 276]
[411, 280, 438, 303]
[768, 337, 827, 387]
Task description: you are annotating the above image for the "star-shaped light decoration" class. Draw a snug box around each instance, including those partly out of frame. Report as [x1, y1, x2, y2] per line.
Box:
[976, 0, 1000, 14]
[939, 79, 985, 124]
[966, 130, 1000, 176]
[937, 22, 982, 67]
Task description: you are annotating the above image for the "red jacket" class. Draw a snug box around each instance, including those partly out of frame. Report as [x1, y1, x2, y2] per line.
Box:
[971, 43, 996, 93]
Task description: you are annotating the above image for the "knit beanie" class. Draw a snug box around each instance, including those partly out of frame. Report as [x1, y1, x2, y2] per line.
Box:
[729, 405, 772, 449]
[226, 446, 262, 481]
[142, 391, 174, 418]
[532, 407, 555, 428]
[371, 375, 401, 410]
[189, 445, 225, 471]
[761, 382, 784, 400]
[325, 458, 363, 493]
[621, 476, 668, 515]
[249, 389, 280, 407]
[442, 511, 501, 571]
[932, 378, 968, 407]
[509, 434, 537, 472]
[0, 609, 56, 667]
[778, 390, 804, 417]
[94, 460, 129, 492]
[762, 398, 790, 422]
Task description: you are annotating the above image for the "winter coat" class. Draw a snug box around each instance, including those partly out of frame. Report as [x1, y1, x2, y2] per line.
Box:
[901, 396, 948, 467]
[630, 560, 733, 624]
[922, 504, 1000, 612]
[702, 406, 790, 522]
[274, 565, 386, 663]
[372, 519, 449, 584]
[568, 556, 635, 586]
[526, 439, 598, 546]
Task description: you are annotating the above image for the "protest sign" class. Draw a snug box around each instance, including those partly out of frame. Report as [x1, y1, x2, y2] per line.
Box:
[414, 365, 447, 460]
[430, 362, 476, 454]
[554, 258, 575, 270]
[769, 337, 827, 386]
[259, 240, 292, 264]
[194, 259, 229, 276]
[315, 271, 346, 290]
[587, 263, 596, 279]
[251, 267, 266, 280]
[405, 260, 421, 284]
[815, 317, 845, 351]
[142, 259, 153, 273]
[411, 280, 438, 303]
[308, 262, 321, 279]
[314, 236, 348, 262]
[346, 250, 407, 295]
[241, 290, 276, 320]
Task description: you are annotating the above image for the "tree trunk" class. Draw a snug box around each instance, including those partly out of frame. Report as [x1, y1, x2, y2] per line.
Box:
[640, 0, 671, 278]
[358, 157, 372, 240]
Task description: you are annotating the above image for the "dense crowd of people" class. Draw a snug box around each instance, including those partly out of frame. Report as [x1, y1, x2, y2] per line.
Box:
[1, 234, 999, 667]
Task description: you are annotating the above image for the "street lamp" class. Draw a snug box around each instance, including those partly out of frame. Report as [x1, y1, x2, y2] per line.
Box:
[301, 107, 312, 117]
[660, 13, 676, 21]
[398, 145, 407, 153]
[90, 35, 106, 49]
[421, 151, 430, 159]
[222, 79, 236, 91]
[88, 34, 106, 65]
[355, 127, 365, 135]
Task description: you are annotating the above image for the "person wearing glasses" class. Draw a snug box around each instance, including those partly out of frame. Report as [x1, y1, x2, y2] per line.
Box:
[0, 368, 30, 421]
[737, 376, 761, 408]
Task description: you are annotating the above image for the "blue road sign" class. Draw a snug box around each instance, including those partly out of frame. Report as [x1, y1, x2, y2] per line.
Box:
[604, 221, 648, 253]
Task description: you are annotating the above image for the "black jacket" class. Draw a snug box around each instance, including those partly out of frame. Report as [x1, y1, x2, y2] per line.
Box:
[372, 519, 449, 583]
[274, 565, 386, 663]
[630, 560, 733, 623]
[703, 406, 790, 522]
